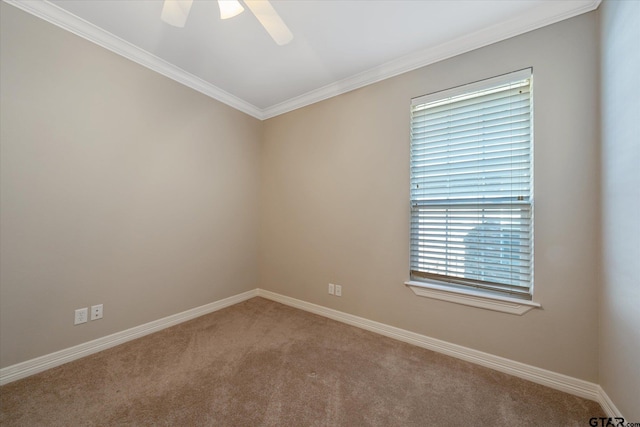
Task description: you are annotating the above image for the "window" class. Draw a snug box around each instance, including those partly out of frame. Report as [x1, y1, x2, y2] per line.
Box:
[409, 69, 534, 303]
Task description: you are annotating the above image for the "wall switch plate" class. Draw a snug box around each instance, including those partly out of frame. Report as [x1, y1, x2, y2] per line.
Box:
[74, 308, 88, 325]
[90, 304, 103, 321]
[328, 283, 335, 295]
[335, 285, 342, 297]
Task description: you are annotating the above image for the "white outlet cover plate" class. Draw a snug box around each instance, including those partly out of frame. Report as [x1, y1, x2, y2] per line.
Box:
[74, 308, 88, 325]
[91, 304, 103, 320]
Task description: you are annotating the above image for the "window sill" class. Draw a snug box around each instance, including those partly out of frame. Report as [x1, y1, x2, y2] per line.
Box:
[405, 280, 541, 315]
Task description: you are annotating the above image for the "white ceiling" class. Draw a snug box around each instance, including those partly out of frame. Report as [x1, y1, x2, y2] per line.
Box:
[7, 0, 600, 119]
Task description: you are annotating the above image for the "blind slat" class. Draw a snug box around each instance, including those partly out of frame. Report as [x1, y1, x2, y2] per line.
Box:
[412, 103, 531, 129]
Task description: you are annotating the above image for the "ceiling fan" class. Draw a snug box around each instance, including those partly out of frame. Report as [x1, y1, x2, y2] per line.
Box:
[160, 0, 293, 46]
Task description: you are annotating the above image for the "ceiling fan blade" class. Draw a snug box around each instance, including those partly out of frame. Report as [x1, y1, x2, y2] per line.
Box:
[218, 0, 245, 20]
[161, 0, 194, 28]
[244, 0, 293, 46]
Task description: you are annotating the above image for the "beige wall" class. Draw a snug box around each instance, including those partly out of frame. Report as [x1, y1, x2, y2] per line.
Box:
[599, 0, 640, 420]
[2, 0, 621, 398]
[0, 4, 261, 368]
[261, 12, 601, 382]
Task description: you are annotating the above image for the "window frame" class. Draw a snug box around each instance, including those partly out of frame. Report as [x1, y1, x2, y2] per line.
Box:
[405, 69, 540, 315]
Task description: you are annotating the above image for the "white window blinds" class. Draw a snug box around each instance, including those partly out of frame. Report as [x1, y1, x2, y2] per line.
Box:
[410, 69, 533, 300]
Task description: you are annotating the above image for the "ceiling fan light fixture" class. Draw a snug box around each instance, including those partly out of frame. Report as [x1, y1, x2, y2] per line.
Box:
[244, 0, 293, 46]
[161, 0, 194, 27]
[218, 0, 245, 20]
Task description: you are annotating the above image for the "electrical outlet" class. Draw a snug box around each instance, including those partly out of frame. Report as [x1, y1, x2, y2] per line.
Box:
[328, 283, 335, 295]
[74, 308, 88, 325]
[335, 285, 342, 297]
[90, 304, 103, 321]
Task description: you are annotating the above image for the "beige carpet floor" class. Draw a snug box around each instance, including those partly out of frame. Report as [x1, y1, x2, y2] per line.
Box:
[1, 297, 604, 426]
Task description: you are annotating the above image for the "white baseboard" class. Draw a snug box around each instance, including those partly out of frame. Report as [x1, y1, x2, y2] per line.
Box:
[597, 386, 624, 418]
[0, 289, 258, 386]
[256, 289, 601, 402]
[2, 287, 619, 418]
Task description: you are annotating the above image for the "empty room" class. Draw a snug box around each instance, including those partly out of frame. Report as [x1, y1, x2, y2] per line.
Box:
[0, 0, 638, 425]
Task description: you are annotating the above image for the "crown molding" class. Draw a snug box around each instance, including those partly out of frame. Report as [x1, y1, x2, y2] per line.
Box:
[260, 0, 601, 119]
[3, 0, 265, 120]
[5, 0, 600, 121]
